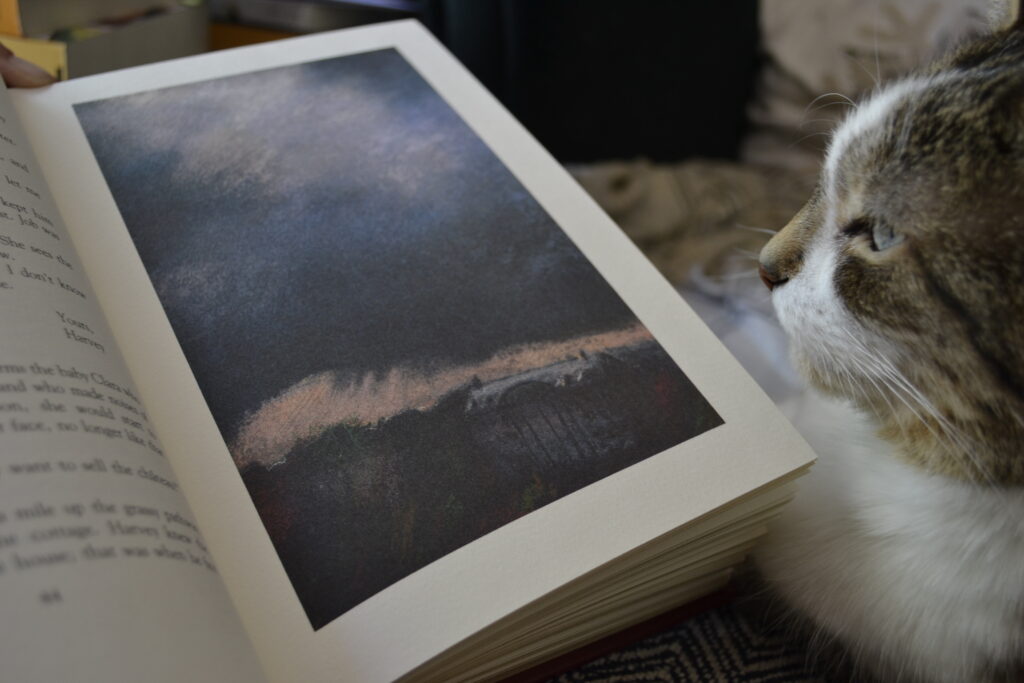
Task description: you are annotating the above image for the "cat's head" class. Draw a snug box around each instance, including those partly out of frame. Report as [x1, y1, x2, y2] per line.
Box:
[759, 2, 1024, 485]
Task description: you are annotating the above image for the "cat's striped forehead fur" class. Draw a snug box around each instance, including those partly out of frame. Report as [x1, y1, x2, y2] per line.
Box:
[760, 17, 1024, 485]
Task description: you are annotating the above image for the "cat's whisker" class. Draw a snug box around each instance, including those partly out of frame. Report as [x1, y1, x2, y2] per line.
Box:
[835, 329, 988, 479]
[816, 342, 872, 411]
[844, 343, 933, 429]
[865, 378, 926, 453]
[843, 352, 914, 442]
[731, 248, 761, 261]
[871, 373, 947, 448]
[868, 350, 972, 443]
[848, 355, 899, 424]
[862, 352, 992, 484]
[825, 344, 858, 395]
[872, 0, 883, 89]
[883, 372, 992, 484]
[789, 132, 832, 149]
[713, 270, 760, 281]
[802, 91, 860, 116]
[736, 224, 779, 236]
[798, 118, 842, 130]
[845, 52, 881, 90]
[805, 100, 857, 116]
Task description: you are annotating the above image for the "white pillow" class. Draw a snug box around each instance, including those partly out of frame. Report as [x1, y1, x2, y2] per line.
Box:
[743, 0, 990, 172]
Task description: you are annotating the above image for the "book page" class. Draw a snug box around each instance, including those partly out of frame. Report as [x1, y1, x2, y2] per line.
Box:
[13, 22, 814, 682]
[0, 82, 264, 682]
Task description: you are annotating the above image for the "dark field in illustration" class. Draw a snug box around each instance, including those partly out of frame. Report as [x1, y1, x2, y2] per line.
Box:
[74, 49, 722, 629]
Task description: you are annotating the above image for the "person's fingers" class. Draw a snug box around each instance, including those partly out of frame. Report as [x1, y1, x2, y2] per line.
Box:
[0, 43, 55, 87]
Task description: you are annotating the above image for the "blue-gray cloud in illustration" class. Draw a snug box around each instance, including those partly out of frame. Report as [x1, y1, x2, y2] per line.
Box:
[74, 50, 638, 437]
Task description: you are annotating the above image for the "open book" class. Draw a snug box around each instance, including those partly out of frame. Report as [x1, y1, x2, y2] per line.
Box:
[0, 20, 814, 682]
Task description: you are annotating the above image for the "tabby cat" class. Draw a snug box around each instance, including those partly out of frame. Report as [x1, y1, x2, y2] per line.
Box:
[754, 2, 1024, 681]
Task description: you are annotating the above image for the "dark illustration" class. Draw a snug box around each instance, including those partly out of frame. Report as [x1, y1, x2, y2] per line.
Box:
[74, 49, 722, 629]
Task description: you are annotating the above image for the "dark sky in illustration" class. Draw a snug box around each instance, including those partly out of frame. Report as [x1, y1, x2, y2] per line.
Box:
[75, 50, 640, 438]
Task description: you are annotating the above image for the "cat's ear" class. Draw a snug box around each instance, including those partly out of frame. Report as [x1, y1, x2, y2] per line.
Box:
[990, 0, 1024, 30]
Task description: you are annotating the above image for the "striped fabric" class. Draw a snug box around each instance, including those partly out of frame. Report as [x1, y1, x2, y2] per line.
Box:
[554, 604, 828, 683]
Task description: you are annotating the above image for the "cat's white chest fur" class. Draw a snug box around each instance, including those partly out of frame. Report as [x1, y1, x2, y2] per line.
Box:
[759, 393, 1024, 682]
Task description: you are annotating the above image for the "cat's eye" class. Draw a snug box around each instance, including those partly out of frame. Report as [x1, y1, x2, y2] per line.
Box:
[870, 221, 905, 251]
[840, 217, 905, 252]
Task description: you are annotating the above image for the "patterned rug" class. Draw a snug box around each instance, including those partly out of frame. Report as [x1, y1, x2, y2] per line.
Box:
[551, 602, 828, 683]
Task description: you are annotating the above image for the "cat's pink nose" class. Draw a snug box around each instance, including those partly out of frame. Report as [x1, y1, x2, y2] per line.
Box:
[759, 264, 787, 291]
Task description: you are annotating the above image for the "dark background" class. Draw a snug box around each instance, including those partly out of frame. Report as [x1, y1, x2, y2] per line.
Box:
[421, 0, 760, 162]
[214, 0, 762, 163]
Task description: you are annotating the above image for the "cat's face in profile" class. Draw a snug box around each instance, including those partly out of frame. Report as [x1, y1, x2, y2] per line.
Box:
[760, 22, 1024, 485]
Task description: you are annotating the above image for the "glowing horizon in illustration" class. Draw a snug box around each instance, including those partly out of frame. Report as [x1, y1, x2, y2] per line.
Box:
[231, 323, 655, 468]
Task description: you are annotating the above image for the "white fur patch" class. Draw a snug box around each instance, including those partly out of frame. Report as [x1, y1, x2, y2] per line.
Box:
[758, 395, 1024, 682]
[823, 76, 939, 207]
